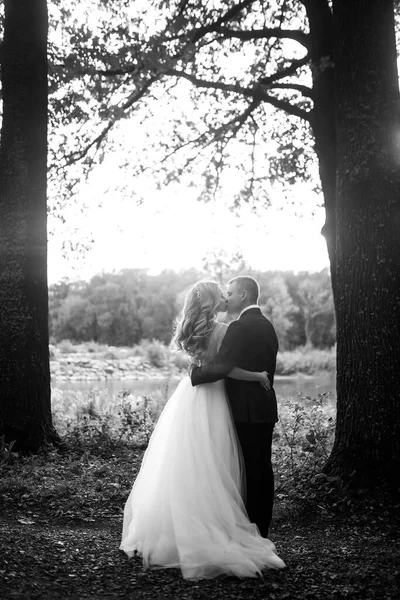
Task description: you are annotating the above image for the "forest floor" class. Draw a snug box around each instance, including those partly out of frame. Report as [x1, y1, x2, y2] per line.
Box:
[1, 448, 399, 600]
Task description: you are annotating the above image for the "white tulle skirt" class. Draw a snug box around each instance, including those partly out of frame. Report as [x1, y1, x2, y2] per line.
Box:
[120, 377, 285, 579]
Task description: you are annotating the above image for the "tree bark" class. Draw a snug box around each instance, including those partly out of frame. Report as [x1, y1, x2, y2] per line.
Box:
[325, 0, 400, 491]
[303, 0, 337, 301]
[0, 0, 59, 451]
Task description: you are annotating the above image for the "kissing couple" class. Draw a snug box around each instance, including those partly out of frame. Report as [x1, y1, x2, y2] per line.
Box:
[120, 276, 286, 579]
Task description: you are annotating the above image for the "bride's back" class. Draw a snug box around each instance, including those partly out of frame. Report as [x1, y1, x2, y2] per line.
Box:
[201, 321, 228, 366]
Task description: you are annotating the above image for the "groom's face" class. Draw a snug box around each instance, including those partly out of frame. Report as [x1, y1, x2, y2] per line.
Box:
[226, 282, 243, 315]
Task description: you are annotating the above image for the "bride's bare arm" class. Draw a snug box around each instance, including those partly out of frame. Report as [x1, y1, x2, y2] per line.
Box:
[228, 368, 270, 390]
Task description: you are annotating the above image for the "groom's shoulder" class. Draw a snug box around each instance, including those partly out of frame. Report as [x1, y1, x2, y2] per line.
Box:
[259, 311, 277, 330]
[225, 318, 244, 335]
[248, 311, 277, 334]
[227, 318, 242, 330]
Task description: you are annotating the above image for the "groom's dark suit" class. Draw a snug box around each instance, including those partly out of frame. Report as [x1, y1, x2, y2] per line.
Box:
[190, 307, 278, 538]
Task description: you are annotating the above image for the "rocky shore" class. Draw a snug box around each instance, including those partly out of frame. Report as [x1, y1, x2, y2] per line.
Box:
[50, 351, 182, 381]
[49, 344, 335, 381]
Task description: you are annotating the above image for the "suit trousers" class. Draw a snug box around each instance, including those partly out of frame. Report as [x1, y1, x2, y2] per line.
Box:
[234, 422, 275, 539]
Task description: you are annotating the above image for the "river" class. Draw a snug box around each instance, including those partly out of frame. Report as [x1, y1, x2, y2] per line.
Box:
[52, 372, 336, 418]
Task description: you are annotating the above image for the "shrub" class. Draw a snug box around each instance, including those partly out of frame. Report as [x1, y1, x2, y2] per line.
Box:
[273, 392, 336, 511]
[102, 350, 119, 361]
[170, 350, 189, 371]
[276, 347, 336, 375]
[116, 392, 155, 447]
[0, 436, 18, 465]
[52, 387, 160, 455]
[61, 414, 118, 455]
[84, 341, 110, 354]
[143, 339, 167, 368]
[57, 339, 78, 354]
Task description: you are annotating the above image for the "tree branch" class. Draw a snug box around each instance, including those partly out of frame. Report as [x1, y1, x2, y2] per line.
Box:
[207, 98, 262, 148]
[119, 74, 159, 112]
[169, 98, 261, 160]
[61, 73, 159, 169]
[167, 67, 249, 95]
[64, 120, 115, 167]
[137, 97, 262, 184]
[264, 82, 314, 99]
[258, 54, 311, 86]
[216, 26, 310, 49]
[190, 0, 260, 44]
[80, 63, 140, 78]
[253, 90, 312, 122]
[166, 68, 311, 122]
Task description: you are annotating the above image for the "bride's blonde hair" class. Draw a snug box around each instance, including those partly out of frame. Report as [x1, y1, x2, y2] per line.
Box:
[171, 280, 222, 363]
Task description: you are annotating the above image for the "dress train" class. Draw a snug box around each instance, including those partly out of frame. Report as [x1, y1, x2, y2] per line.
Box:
[120, 377, 285, 579]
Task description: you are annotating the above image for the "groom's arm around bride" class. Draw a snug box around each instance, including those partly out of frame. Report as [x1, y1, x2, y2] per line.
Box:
[190, 305, 279, 423]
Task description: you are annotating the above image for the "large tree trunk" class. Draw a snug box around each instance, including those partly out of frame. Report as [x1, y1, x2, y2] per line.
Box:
[303, 0, 337, 303]
[325, 0, 400, 492]
[314, 115, 336, 300]
[0, 0, 58, 451]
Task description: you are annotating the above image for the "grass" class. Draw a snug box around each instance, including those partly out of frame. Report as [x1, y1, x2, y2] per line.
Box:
[1, 389, 399, 599]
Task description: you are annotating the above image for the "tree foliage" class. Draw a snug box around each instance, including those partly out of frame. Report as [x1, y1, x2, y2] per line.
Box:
[44, 0, 318, 199]
[49, 267, 336, 349]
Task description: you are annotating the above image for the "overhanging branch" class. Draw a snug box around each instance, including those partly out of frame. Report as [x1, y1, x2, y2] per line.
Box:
[61, 74, 160, 168]
[167, 67, 249, 95]
[166, 68, 311, 122]
[64, 120, 114, 167]
[265, 82, 314, 99]
[190, 0, 260, 44]
[137, 97, 262, 182]
[217, 26, 310, 49]
[259, 54, 311, 86]
[253, 89, 311, 121]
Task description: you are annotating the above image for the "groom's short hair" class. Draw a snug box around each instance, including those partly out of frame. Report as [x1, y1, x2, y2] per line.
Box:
[228, 276, 260, 304]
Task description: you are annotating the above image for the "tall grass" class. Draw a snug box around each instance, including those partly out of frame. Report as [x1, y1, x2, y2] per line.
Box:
[1, 385, 336, 523]
[50, 385, 336, 479]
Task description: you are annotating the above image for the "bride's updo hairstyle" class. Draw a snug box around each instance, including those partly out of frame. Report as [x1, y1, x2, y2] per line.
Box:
[172, 280, 222, 364]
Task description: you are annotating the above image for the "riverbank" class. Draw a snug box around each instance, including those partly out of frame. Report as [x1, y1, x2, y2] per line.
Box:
[50, 349, 173, 381]
[50, 341, 336, 381]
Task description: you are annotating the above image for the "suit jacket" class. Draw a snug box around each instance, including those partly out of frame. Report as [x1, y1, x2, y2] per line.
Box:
[191, 308, 278, 423]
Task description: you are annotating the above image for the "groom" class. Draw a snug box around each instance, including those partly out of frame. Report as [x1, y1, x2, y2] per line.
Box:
[191, 275, 278, 538]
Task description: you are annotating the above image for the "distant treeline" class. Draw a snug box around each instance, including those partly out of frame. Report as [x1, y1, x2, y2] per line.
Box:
[49, 267, 336, 350]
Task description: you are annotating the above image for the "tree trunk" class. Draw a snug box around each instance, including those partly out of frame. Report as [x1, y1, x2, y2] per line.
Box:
[303, 0, 337, 302]
[325, 0, 400, 492]
[0, 0, 58, 451]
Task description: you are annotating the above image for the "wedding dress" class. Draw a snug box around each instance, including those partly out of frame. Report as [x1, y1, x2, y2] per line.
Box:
[120, 322, 285, 579]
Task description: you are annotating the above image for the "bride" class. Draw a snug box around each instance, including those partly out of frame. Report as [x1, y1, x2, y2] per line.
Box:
[120, 280, 285, 579]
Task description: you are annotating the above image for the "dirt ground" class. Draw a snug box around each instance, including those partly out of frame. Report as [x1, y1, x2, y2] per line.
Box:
[1, 503, 399, 600]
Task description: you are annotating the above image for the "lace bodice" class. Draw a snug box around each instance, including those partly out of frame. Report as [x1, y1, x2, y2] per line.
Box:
[200, 321, 228, 366]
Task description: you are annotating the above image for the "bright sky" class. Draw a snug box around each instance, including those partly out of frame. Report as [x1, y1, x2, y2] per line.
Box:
[47, 177, 330, 284]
